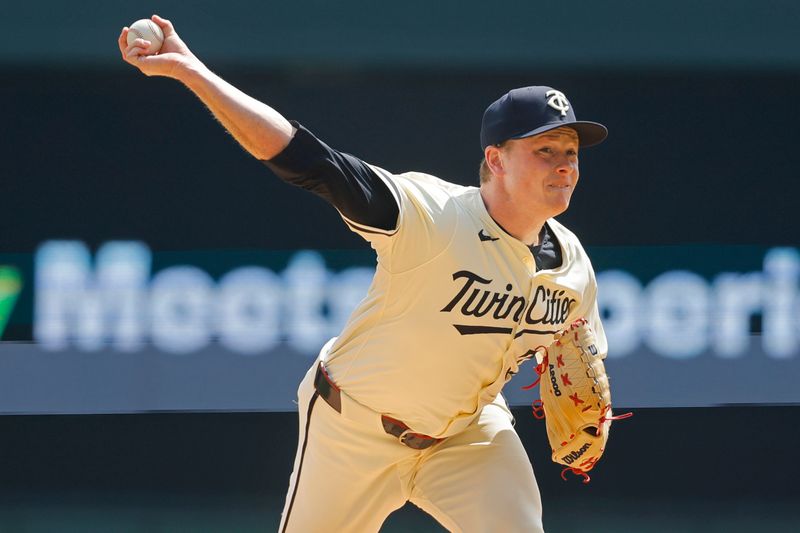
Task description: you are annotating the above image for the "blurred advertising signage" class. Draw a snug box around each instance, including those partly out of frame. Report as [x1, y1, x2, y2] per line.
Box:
[34, 241, 799, 360]
[34, 242, 373, 355]
[599, 247, 797, 360]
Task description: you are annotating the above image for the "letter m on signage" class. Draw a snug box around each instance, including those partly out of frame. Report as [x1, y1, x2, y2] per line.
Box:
[34, 241, 151, 351]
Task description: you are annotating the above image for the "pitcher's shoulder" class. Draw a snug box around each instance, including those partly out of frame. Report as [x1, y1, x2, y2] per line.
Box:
[384, 170, 472, 211]
[395, 171, 472, 196]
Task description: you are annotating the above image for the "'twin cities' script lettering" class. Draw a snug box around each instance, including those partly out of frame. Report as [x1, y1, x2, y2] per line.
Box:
[440, 270, 576, 334]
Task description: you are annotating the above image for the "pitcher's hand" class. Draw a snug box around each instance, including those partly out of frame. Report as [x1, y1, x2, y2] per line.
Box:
[119, 15, 203, 79]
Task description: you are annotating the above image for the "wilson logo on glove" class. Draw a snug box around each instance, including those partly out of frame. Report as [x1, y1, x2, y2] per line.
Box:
[562, 442, 592, 464]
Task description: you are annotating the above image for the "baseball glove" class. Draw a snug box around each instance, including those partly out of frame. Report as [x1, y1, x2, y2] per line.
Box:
[523, 318, 631, 483]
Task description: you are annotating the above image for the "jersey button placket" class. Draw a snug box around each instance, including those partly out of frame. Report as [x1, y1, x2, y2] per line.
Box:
[521, 251, 535, 275]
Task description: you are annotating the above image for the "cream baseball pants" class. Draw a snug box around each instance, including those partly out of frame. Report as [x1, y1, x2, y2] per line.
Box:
[278, 360, 544, 533]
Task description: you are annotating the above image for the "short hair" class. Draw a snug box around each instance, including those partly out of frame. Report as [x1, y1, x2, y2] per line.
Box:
[478, 141, 507, 184]
[479, 157, 492, 184]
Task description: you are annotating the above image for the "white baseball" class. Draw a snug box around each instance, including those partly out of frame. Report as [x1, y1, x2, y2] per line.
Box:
[126, 19, 164, 53]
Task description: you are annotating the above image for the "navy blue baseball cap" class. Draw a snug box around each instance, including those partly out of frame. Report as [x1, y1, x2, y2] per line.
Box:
[480, 86, 608, 150]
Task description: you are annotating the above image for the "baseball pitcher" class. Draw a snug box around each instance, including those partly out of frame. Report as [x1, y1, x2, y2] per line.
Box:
[120, 15, 627, 533]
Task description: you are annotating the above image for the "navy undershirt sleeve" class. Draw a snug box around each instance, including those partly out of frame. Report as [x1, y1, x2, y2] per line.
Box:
[262, 122, 399, 231]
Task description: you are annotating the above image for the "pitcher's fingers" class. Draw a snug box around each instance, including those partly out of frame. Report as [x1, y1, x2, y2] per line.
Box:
[151, 14, 175, 37]
[126, 46, 148, 60]
[129, 38, 152, 50]
[118, 27, 129, 57]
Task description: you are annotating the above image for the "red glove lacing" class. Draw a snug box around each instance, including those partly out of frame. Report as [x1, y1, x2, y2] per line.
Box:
[521, 347, 548, 418]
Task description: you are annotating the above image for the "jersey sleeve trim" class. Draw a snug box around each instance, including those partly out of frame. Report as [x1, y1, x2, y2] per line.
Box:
[341, 217, 399, 237]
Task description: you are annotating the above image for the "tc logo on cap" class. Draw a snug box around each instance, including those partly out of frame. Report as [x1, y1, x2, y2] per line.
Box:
[546, 90, 570, 117]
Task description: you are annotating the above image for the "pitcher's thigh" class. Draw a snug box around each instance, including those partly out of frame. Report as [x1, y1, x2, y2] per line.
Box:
[279, 389, 409, 532]
[410, 404, 543, 533]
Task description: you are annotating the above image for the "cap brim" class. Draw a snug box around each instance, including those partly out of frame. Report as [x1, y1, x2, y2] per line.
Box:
[512, 121, 608, 147]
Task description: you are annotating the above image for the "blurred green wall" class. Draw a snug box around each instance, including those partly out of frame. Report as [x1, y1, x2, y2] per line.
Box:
[3, 0, 798, 69]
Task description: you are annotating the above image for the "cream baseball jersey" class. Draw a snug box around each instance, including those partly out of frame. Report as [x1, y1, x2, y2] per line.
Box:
[325, 168, 606, 438]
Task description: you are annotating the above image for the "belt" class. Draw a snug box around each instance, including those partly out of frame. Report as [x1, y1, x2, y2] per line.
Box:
[313, 362, 443, 450]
